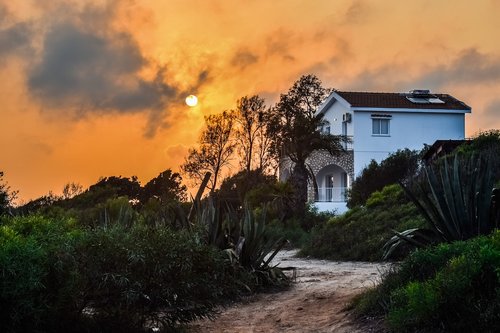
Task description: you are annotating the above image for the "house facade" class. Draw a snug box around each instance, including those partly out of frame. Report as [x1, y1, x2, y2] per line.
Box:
[279, 90, 471, 213]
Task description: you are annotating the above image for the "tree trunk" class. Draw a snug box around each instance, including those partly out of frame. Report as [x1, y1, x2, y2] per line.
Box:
[289, 162, 308, 217]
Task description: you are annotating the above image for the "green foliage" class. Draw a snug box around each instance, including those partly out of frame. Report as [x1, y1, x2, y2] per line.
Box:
[267, 74, 344, 215]
[300, 184, 425, 261]
[356, 232, 500, 332]
[0, 215, 251, 332]
[386, 154, 499, 259]
[264, 219, 310, 248]
[75, 225, 241, 329]
[191, 198, 289, 286]
[457, 129, 500, 182]
[0, 171, 17, 215]
[216, 169, 277, 209]
[348, 149, 421, 208]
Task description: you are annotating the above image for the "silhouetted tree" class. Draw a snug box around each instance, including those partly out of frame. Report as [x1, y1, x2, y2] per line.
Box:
[233, 95, 274, 173]
[181, 111, 236, 193]
[0, 171, 17, 215]
[267, 74, 344, 215]
[216, 169, 276, 208]
[140, 169, 187, 203]
[62, 182, 84, 199]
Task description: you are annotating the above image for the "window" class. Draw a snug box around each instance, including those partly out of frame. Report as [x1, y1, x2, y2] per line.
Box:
[321, 121, 331, 134]
[372, 118, 390, 135]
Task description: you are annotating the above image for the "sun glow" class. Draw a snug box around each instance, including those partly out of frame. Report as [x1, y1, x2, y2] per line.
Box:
[185, 95, 198, 107]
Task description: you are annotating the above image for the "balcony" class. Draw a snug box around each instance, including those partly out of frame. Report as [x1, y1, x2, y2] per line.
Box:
[341, 135, 353, 151]
[315, 187, 348, 202]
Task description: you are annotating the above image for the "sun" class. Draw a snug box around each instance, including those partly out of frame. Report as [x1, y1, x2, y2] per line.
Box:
[185, 95, 198, 107]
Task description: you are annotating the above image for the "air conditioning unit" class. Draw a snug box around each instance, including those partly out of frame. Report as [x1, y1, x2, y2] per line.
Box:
[342, 113, 352, 123]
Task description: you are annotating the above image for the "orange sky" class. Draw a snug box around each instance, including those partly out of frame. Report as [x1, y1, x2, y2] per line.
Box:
[1, 0, 500, 203]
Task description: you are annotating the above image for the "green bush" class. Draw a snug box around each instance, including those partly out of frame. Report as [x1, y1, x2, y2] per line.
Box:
[0, 215, 84, 332]
[355, 231, 500, 332]
[348, 149, 421, 208]
[0, 215, 250, 332]
[300, 184, 425, 261]
[75, 225, 244, 330]
[264, 219, 310, 248]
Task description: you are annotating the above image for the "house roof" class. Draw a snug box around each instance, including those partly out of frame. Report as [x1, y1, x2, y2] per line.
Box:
[334, 91, 471, 111]
[422, 139, 468, 163]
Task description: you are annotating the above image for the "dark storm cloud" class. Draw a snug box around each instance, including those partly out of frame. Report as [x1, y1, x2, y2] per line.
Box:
[231, 49, 259, 70]
[23, 1, 212, 137]
[28, 22, 178, 113]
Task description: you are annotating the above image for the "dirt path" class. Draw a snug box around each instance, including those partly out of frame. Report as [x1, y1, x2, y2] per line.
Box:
[189, 250, 391, 333]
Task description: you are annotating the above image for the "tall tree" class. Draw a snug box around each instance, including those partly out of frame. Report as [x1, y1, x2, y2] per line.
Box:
[181, 111, 236, 193]
[233, 95, 273, 173]
[268, 74, 344, 214]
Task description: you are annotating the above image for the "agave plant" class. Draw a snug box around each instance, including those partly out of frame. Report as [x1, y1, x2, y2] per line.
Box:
[383, 153, 499, 259]
[237, 205, 288, 270]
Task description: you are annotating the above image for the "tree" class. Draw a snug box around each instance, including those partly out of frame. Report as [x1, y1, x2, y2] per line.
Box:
[216, 169, 276, 207]
[267, 74, 344, 214]
[233, 95, 274, 173]
[62, 182, 84, 199]
[140, 169, 187, 203]
[0, 171, 17, 215]
[347, 149, 421, 208]
[181, 111, 236, 193]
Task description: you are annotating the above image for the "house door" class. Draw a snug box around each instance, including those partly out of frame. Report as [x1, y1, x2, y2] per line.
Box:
[326, 175, 334, 201]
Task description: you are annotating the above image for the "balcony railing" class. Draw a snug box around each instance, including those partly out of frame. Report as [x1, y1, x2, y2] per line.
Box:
[315, 187, 348, 202]
[341, 135, 353, 151]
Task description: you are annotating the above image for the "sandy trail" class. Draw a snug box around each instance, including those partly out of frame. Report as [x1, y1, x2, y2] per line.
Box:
[189, 250, 391, 333]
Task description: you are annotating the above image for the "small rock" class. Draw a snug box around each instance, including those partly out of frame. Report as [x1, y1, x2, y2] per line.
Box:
[296, 306, 303, 311]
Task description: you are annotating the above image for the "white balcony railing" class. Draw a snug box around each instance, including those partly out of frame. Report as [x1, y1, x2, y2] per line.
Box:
[341, 135, 353, 150]
[315, 187, 348, 202]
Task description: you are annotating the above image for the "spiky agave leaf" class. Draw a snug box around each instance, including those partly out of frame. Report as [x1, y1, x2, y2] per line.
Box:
[385, 154, 497, 259]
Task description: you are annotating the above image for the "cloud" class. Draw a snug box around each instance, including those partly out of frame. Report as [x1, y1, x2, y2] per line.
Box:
[343, 0, 369, 25]
[346, 48, 500, 92]
[0, 5, 33, 61]
[265, 29, 295, 61]
[231, 49, 259, 70]
[25, 2, 211, 138]
[28, 22, 173, 111]
[407, 49, 500, 90]
[481, 99, 500, 127]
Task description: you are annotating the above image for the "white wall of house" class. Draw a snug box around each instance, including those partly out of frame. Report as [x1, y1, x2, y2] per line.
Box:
[352, 110, 465, 176]
[320, 101, 353, 136]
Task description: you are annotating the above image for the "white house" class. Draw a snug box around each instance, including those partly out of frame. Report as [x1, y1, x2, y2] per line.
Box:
[279, 89, 471, 213]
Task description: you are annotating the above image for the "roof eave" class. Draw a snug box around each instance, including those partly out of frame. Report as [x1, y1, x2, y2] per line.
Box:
[351, 107, 471, 114]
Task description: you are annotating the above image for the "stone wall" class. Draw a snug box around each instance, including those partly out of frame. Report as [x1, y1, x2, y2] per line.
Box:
[306, 150, 354, 202]
[278, 150, 354, 203]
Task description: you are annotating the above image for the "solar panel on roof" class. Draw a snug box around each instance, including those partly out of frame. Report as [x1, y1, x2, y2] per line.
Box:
[407, 97, 430, 104]
[428, 98, 445, 104]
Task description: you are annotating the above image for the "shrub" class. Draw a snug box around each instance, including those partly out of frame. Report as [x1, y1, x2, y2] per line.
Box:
[0, 215, 250, 332]
[300, 184, 425, 261]
[348, 149, 421, 208]
[385, 154, 499, 259]
[356, 231, 500, 332]
[75, 225, 243, 330]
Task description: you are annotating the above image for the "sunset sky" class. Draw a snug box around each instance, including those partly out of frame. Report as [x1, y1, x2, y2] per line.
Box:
[1, 0, 500, 203]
